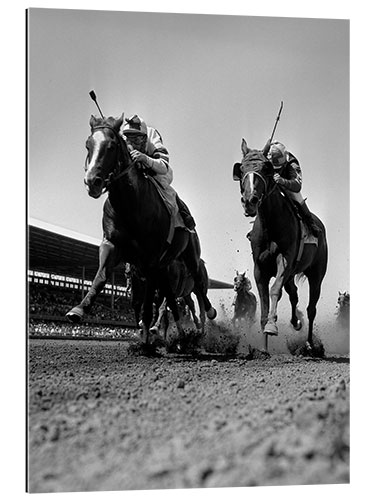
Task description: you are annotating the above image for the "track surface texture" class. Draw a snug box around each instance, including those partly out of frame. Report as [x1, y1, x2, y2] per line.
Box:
[28, 339, 349, 492]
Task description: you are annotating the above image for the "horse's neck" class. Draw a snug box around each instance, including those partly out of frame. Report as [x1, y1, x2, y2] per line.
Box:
[109, 166, 169, 251]
[262, 189, 299, 241]
[108, 170, 137, 213]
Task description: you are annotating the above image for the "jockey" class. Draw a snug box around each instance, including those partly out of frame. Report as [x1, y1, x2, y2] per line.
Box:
[263, 141, 321, 237]
[121, 114, 195, 231]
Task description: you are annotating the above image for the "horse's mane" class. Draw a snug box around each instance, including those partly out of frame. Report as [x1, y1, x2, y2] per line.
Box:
[241, 149, 269, 175]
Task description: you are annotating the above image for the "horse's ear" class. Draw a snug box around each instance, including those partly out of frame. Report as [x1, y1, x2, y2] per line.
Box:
[241, 138, 249, 156]
[113, 113, 124, 132]
[89, 115, 100, 129]
[233, 162, 242, 181]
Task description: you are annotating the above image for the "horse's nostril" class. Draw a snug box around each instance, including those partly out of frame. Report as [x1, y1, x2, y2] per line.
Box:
[92, 177, 103, 188]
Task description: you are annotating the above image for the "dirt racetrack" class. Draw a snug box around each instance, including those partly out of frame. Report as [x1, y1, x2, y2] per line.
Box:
[28, 337, 349, 493]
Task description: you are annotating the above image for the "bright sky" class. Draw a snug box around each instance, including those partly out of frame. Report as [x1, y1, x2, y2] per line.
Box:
[28, 7, 349, 298]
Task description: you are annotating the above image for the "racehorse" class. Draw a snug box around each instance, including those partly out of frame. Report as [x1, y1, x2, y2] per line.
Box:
[336, 291, 350, 328]
[66, 114, 216, 344]
[151, 258, 211, 339]
[232, 271, 257, 326]
[233, 139, 328, 353]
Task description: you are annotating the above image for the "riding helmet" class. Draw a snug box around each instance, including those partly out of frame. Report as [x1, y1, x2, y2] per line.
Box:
[269, 142, 287, 168]
[122, 114, 147, 136]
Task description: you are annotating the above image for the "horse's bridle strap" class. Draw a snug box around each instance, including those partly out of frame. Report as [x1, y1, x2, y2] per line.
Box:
[242, 169, 278, 201]
[89, 124, 134, 190]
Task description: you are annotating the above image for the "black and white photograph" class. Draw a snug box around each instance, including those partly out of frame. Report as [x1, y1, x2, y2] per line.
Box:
[10, 0, 371, 497]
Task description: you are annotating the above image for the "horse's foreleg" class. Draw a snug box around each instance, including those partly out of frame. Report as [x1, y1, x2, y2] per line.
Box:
[66, 240, 120, 323]
[284, 277, 302, 331]
[150, 297, 167, 338]
[186, 293, 202, 332]
[183, 234, 216, 319]
[254, 265, 271, 351]
[305, 274, 323, 348]
[265, 254, 287, 336]
[141, 278, 158, 344]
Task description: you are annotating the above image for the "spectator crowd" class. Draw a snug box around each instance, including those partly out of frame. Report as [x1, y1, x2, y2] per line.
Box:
[29, 319, 137, 340]
[29, 283, 135, 323]
[28, 282, 138, 339]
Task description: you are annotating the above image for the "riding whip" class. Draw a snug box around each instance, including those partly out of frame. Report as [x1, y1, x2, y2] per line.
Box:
[263, 101, 284, 155]
[89, 90, 105, 118]
[270, 101, 283, 143]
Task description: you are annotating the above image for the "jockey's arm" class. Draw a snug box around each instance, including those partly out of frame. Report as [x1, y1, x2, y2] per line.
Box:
[142, 150, 169, 175]
[280, 162, 302, 193]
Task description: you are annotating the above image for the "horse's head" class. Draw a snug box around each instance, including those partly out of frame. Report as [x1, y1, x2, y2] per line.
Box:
[234, 271, 252, 292]
[232, 138, 274, 217]
[337, 291, 350, 308]
[84, 114, 131, 198]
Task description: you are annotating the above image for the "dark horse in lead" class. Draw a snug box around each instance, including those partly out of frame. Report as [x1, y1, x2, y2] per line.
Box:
[233, 140, 328, 354]
[66, 114, 216, 344]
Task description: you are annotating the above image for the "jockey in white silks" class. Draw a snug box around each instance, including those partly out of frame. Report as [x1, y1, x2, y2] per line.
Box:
[121, 114, 195, 232]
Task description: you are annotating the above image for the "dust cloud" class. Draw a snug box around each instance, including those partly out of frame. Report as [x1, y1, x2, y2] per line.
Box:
[204, 286, 349, 356]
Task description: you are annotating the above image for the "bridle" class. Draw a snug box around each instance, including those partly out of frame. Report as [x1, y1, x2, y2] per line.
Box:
[241, 165, 278, 208]
[234, 275, 251, 294]
[85, 124, 134, 193]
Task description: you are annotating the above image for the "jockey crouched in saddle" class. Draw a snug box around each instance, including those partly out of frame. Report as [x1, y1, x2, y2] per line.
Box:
[263, 140, 321, 238]
[121, 114, 196, 232]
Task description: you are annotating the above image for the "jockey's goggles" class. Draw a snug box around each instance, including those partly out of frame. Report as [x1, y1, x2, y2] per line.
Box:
[125, 134, 146, 146]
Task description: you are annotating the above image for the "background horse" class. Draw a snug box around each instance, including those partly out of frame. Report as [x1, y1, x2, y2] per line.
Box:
[232, 271, 257, 326]
[151, 258, 211, 340]
[128, 258, 212, 341]
[233, 139, 328, 354]
[336, 291, 350, 328]
[66, 114, 216, 345]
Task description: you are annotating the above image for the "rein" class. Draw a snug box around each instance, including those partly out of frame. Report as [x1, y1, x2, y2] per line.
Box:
[242, 168, 278, 206]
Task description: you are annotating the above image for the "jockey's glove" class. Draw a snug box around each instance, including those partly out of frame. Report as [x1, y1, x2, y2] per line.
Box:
[130, 149, 147, 164]
[273, 173, 286, 185]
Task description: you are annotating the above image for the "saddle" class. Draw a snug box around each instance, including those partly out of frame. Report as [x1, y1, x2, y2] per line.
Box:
[285, 199, 318, 261]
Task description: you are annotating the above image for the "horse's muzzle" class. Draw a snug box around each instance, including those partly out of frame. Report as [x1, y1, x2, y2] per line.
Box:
[244, 198, 258, 217]
[85, 176, 104, 198]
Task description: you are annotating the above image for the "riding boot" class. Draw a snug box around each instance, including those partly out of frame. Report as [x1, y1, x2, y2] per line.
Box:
[299, 201, 321, 237]
[176, 195, 196, 230]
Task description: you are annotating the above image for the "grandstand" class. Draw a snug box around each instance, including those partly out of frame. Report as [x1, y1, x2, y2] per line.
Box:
[28, 218, 232, 338]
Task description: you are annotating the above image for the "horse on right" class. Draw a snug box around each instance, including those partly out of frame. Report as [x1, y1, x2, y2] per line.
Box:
[233, 141, 328, 355]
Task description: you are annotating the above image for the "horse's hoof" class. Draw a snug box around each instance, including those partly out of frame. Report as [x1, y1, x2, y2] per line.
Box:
[264, 322, 278, 336]
[207, 307, 217, 320]
[291, 319, 302, 331]
[248, 347, 271, 360]
[66, 307, 84, 323]
[150, 336, 165, 349]
[149, 325, 159, 335]
[139, 342, 157, 356]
